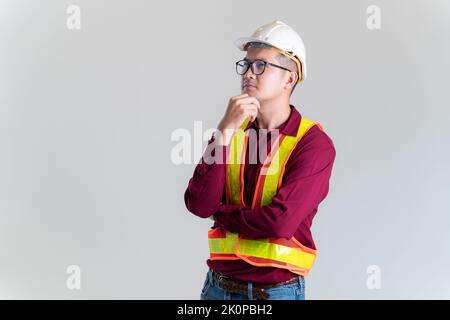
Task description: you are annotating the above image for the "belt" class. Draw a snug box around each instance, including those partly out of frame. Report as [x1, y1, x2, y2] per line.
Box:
[212, 270, 300, 300]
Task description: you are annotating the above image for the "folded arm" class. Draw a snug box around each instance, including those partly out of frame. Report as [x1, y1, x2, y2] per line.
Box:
[214, 140, 336, 239]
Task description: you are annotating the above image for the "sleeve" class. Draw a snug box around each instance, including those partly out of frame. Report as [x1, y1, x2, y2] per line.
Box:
[214, 135, 336, 239]
[184, 133, 229, 218]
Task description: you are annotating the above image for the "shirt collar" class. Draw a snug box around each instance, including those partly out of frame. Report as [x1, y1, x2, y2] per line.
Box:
[246, 104, 301, 137]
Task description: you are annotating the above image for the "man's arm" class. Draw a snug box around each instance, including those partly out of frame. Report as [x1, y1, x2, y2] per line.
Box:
[184, 133, 228, 218]
[214, 136, 336, 239]
[184, 94, 260, 219]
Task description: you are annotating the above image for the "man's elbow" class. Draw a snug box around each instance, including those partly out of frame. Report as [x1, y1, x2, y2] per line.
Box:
[186, 204, 215, 219]
[184, 194, 215, 219]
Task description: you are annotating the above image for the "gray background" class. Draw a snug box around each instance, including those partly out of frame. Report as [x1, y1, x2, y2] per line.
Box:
[1, 0, 449, 299]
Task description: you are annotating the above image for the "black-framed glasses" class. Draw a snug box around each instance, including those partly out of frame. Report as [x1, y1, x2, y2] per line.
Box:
[235, 59, 292, 75]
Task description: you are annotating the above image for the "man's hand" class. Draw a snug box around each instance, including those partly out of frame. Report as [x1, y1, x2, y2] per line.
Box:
[215, 93, 260, 146]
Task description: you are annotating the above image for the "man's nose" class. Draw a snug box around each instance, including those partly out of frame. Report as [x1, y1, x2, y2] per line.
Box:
[243, 66, 257, 80]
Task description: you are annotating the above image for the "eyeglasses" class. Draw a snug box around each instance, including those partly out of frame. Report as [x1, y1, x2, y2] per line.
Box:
[235, 59, 292, 75]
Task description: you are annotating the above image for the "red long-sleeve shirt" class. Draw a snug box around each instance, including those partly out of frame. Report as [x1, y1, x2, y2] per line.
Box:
[184, 104, 336, 284]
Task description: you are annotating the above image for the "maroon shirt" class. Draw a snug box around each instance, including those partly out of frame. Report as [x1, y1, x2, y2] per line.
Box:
[184, 104, 336, 284]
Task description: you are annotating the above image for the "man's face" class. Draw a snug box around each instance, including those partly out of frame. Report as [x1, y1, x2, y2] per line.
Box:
[240, 47, 288, 102]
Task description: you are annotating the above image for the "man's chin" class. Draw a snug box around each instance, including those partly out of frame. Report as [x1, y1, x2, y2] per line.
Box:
[242, 86, 257, 95]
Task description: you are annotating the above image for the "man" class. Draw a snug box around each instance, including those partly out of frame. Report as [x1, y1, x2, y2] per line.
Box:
[184, 20, 336, 300]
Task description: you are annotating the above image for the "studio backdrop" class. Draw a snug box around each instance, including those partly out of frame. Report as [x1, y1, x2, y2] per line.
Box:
[1, 0, 449, 299]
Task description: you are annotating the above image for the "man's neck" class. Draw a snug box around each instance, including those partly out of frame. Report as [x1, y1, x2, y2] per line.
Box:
[255, 99, 292, 131]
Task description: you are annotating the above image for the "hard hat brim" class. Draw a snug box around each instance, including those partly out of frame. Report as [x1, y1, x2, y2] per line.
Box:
[234, 37, 275, 51]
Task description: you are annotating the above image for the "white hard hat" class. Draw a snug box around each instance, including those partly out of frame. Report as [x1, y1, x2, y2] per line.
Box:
[234, 20, 307, 81]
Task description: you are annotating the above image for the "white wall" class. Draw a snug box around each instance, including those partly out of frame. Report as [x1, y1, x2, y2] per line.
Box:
[0, 0, 449, 299]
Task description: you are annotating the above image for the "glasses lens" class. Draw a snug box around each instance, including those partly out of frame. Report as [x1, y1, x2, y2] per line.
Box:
[252, 60, 266, 75]
[236, 60, 249, 75]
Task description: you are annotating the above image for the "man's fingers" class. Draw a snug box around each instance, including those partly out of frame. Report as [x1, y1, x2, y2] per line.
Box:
[231, 93, 249, 101]
[235, 96, 261, 108]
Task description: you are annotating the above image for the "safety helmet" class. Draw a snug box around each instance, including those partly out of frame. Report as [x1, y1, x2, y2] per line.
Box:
[234, 20, 307, 82]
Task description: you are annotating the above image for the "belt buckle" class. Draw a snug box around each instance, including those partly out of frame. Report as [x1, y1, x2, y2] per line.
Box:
[218, 274, 229, 284]
[215, 272, 229, 285]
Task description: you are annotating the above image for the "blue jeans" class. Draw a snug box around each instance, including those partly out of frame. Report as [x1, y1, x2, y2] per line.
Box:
[200, 269, 305, 300]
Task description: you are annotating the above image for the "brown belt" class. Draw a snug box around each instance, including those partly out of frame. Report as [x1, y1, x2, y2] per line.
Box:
[212, 270, 300, 300]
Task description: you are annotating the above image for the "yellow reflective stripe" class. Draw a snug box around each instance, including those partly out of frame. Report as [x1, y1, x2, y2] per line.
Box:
[228, 131, 244, 205]
[260, 172, 279, 206]
[239, 116, 251, 131]
[260, 117, 317, 206]
[208, 232, 239, 254]
[229, 129, 246, 165]
[296, 118, 316, 140]
[227, 125, 247, 205]
[238, 239, 316, 269]
[261, 139, 293, 205]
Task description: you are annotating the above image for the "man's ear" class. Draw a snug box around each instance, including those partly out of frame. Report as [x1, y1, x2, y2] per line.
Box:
[285, 71, 297, 90]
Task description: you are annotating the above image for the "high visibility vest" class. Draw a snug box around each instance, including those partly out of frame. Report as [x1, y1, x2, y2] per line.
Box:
[208, 115, 324, 276]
